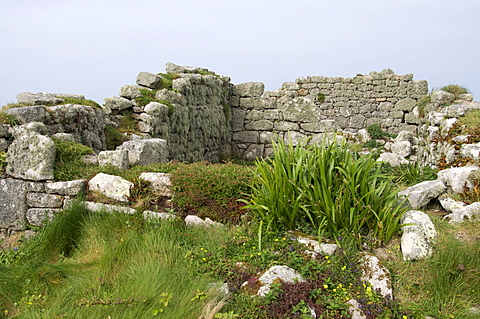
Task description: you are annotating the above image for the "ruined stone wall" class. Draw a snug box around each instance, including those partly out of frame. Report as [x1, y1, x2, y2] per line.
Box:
[230, 68, 429, 160]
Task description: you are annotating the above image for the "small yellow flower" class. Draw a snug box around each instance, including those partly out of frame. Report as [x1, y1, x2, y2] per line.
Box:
[403, 316, 408, 319]
[202, 258, 207, 262]
[342, 266, 347, 270]
[324, 256, 329, 259]
[257, 252, 261, 256]
[337, 284, 343, 288]
[333, 289, 337, 292]
[327, 261, 330, 263]
[249, 254, 253, 258]
[366, 287, 371, 292]
[274, 238, 279, 241]
[323, 284, 328, 289]
[282, 237, 286, 240]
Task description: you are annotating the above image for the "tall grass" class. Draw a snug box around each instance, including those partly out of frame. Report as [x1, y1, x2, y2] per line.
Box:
[243, 136, 407, 246]
[0, 202, 229, 318]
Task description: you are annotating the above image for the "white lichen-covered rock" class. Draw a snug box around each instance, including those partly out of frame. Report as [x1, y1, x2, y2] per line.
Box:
[400, 210, 437, 261]
[460, 143, 480, 162]
[235, 82, 265, 97]
[289, 231, 338, 255]
[184, 215, 223, 227]
[431, 90, 455, 105]
[443, 202, 480, 223]
[347, 299, 367, 319]
[10, 122, 47, 139]
[136, 71, 163, 89]
[394, 130, 417, 143]
[103, 96, 135, 110]
[119, 84, 143, 99]
[26, 208, 61, 226]
[360, 253, 393, 299]
[16, 92, 63, 106]
[0, 178, 28, 230]
[27, 193, 63, 208]
[98, 150, 129, 170]
[390, 140, 412, 157]
[88, 173, 133, 202]
[45, 180, 86, 196]
[377, 152, 409, 167]
[6, 134, 55, 181]
[117, 138, 168, 166]
[139, 172, 172, 197]
[51, 133, 76, 143]
[242, 265, 305, 297]
[142, 210, 175, 220]
[82, 201, 136, 214]
[439, 196, 467, 214]
[437, 166, 479, 193]
[398, 180, 447, 209]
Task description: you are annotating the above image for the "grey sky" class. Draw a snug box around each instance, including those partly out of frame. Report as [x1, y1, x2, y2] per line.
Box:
[1, 0, 479, 107]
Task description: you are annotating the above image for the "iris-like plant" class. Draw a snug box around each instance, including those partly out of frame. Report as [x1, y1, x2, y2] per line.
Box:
[243, 135, 407, 246]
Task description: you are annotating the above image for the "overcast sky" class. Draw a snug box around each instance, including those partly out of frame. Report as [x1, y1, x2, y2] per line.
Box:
[1, 0, 479, 107]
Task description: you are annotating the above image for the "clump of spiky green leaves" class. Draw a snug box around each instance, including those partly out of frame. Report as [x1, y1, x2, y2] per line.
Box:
[242, 136, 407, 246]
[52, 138, 95, 181]
[0, 111, 17, 125]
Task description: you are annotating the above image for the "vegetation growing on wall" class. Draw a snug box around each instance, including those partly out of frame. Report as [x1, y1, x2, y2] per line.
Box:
[52, 138, 94, 181]
[440, 84, 470, 100]
[0, 111, 17, 125]
[134, 88, 174, 115]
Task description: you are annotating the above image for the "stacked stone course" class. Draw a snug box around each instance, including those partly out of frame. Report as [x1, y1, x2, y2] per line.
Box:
[230, 68, 429, 160]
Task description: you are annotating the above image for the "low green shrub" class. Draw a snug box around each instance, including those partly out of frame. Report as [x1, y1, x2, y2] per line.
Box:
[52, 139, 95, 181]
[317, 93, 325, 103]
[0, 151, 6, 173]
[242, 137, 407, 246]
[0, 111, 17, 125]
[366, 123, 392, 140]
[157, 72, 181, 90]
[441, 84, 469, 100]
[105, 125, 126, 150]
[170, 162, 254, 224]
[57, 97, 100, 108]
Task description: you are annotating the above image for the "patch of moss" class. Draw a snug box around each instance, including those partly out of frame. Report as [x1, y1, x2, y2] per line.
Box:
[0, 111, 17, 125]
[58, 97, 100, 108]
[317, 93, 326, 103]
[0, 151, 6, 173]
[157, 73, 181, 91]
[105, 125, 126, 150]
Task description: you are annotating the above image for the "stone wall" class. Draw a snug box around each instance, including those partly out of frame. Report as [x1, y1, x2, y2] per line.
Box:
[230, 68, 429, 160]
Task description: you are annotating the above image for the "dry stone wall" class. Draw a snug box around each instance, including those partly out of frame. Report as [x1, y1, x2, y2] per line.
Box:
[230, 68, 429, 160]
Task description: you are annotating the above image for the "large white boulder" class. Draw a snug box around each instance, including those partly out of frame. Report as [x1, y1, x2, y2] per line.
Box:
[437, 166, 479, 193]
[400, 210, 437, 261]
[88, 173, 133, 202]
[398, 180, 447, 209]
[117, 138, 168, 166]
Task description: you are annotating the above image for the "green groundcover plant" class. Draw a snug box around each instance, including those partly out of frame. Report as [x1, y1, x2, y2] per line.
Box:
[242, 136, 408, 246]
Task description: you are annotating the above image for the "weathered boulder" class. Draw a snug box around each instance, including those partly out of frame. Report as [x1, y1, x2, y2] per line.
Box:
[98, 150, 129, 170]
[439, 196, 467, 213]
[4, 106, 47, 124]
[184, 215, 223, 227]
[88, 173, 133, 202]
[83, 201, 136, 214]
[45, 180, 86, 196]
[136, 72, 163, 89]
[139, 172, 172, 197]
[26, 208, 61, 226]
[0, 178, 27, 230]
[398, 180, 447, 209]
[360, 253, 393, 299]
[165, 62, 211, 75]
[390, 140, 412, 157]
[103, 96, 135, 110]
[155, 89, 186, 106]
[431, 90, 455, 105]
[10, 122, 48, 139]
[143, 210, 175, 220]
[27, 193, 63, 208]
[437, 166, 479, 193]
[460, 143, 480, 162]
[117, 138, 168, 166]
[377, 152, 409, 167]
[16, 92, 63, 105]
[51, 133, 76, 143]
[119, 85, 143, 99]
[290, 232, 338, 255]
[443, 202, 480, 223]
[400, 210, 437, 261]
[6, 134, 56, 181]
[235, 82, 265, 98]
[242, 265, 305, 297]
